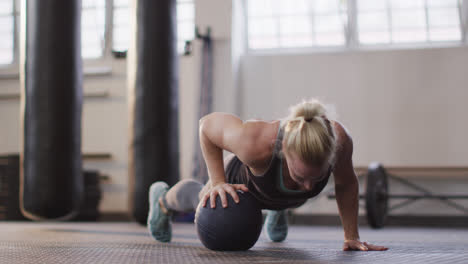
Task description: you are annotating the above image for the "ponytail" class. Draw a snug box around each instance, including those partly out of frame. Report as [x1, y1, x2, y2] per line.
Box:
[282, 99, 336, 167]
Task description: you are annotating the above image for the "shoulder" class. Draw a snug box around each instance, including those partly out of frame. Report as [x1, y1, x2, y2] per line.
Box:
[236, 119, 280, 167]
[331, 120, 352, 146]
[329, 120, 357, 184]
[330, 120, 353, 164]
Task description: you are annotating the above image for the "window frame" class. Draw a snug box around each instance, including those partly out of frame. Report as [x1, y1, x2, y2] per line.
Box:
[0, 0, 196, 78]
[0, 0, 19, 73]
[245, 0, 468, 55]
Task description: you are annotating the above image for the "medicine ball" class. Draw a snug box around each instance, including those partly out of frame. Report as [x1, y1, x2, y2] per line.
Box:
[195, 191, 263, 251]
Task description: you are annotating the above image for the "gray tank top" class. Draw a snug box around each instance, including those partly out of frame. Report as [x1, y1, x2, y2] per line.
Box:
[224, 125, 333, 210]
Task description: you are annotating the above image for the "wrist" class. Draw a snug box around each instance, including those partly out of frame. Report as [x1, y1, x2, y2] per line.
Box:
[344, 236, 360, 241]
[344, 238, 360, 242]
[211, 180, 226, 186]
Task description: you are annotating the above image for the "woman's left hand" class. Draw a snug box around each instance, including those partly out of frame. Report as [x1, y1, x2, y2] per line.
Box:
[343, 240, 389, 251]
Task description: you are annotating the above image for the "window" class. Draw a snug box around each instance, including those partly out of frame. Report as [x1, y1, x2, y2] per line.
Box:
[113, 0, 129, 53]
[0, 0, 14, 65]
[112, 0, 195, 54]
[177, 0, 195, 53]
[358, 0, 461, 45]
[82, 0, 106, 59]
[247, 0, 348, 49]
[246, 0, 466, 50]
[0, 0, 195, 67]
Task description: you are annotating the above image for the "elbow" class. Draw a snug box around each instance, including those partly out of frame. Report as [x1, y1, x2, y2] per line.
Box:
[199, 113, 216, 141]
[199, 112, 217, 130]
[199, 114, 210, 135]
[199, 118, 207, 141]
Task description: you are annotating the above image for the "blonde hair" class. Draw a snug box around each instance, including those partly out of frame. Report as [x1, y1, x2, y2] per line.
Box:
[282, 99, 336, 168]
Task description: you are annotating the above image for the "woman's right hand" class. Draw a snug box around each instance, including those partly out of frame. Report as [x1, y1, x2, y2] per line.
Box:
[201, 183, 249, 208]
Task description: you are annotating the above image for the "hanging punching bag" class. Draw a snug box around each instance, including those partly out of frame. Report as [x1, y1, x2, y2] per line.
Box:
[128, 0, 180, 224]
[191, 29, 213, 184]
[20, 0, 83, 220]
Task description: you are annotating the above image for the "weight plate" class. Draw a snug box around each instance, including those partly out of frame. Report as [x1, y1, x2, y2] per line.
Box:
[365, 162, 389, 228]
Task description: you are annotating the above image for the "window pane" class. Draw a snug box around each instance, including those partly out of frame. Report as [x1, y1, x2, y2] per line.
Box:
[393, 29, 427, 42]
[177, 2, 194, 20]
[113, 6, 130, 52]
[316, 32, 345, 46]
[83, 0, 105, 8]
[249, 36, 279, 49]
[427, 0, 458, 8]
[178, 21, 195, 41]
[248, 0, 346, 50]
[315, 14, 344, 33]
[0, 0, 13, 15]
[357, 0, 386, 11]
[357, 0, 390, 45]
[392, 10, 425, 30]
[429, 28, 461, 41]
[82, 9, 105, 28]
[114, 7, 130, 26]
[280, 35, 313, 47]
[0, 51, 13, 64]
[82, 48, 102, 58]
[0, 32, 12, 49]
[390, 0, 424, 9]
[0, 15, 13, 33]
[277, 0, 309, 15]
[112, 0, 194, 54]
[113, 26, 129, 52]
[248, 17, 278, 36]
[314, 0, 342, 14]
[0, 14, 13, 64]
[114, 0, 129, 8]
[359, 31, 391, 44]
[248, 0, 275, 17]
[358, 11, 389, 31]
[82, 31, 102, 46]
[82, 1, 106, 59]
[280, 16, 311, 35]
[177, 41, 185, 54]
[0, 31, 13, 64]
[428, 8, 460, 27]
[176, 0, 195, 54]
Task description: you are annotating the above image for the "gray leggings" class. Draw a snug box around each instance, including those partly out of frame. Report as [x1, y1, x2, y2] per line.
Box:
[161, 174, 240, 213]
[162, 179, 205, 212]
[162, 154, 236, 212]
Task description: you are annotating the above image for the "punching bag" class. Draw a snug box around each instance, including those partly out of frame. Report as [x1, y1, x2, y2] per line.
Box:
[191, 29, 213, 184]
[128, 0, 180, 224]
[20, 0, 83, 220]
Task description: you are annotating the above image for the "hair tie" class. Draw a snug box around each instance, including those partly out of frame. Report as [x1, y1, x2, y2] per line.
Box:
[287, 116, 308, 131]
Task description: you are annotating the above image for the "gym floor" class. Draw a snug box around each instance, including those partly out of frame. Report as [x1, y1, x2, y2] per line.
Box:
[1, 222, 467, 264]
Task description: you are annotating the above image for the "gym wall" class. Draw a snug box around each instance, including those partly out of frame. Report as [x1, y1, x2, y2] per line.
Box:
[1, 0, 467, 217]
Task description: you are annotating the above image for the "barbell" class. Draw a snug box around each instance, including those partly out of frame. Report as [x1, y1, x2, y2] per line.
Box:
[328, 162, 468, 229]
[365, 162, 389, 228]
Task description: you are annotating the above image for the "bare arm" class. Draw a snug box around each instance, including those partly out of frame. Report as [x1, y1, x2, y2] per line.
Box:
[333, 124, 360, 242]
[198, 112, 259, 208]
[333, 122, 388, 251]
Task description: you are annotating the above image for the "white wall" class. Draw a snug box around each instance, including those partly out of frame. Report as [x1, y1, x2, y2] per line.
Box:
[1, 0, 468, 217]
[240, 47, 468, 216]
[241, 47, 468, 167]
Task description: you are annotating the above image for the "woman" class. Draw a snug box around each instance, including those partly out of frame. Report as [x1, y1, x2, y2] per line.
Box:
[147, 99, 388, 251]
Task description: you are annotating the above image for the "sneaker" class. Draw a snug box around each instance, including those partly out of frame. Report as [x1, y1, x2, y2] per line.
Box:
[147, 182, 172, 242]
[264, 210, 288, 242]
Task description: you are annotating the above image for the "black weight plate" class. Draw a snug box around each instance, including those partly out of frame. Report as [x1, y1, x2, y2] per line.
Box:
[365, 162, 389, 229]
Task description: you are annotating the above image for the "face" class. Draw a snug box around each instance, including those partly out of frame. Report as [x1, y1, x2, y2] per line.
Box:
[283, 151, 325, 191]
